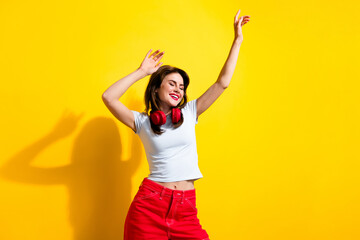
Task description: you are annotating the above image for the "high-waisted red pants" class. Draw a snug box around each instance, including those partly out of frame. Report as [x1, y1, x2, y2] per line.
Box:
[124, 177, 210, 240]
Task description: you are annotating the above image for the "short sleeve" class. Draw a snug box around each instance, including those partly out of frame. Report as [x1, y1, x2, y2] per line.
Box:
[131, 110, 147, 134]
[186, 99, 199, 124]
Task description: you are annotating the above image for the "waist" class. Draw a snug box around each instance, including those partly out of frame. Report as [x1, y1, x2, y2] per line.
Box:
[151, 179, 195, 190]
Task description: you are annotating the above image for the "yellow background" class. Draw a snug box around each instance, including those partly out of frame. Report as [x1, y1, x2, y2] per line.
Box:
[1, 0, 359, 239]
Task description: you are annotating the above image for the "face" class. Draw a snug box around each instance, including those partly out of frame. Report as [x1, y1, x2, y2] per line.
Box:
[156, 72, 185, 110]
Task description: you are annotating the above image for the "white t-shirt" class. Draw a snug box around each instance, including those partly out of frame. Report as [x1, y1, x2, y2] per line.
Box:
[131, 99, 203, 182]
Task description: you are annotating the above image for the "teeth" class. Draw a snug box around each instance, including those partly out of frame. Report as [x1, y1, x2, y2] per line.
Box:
[170, 94, 178, 99]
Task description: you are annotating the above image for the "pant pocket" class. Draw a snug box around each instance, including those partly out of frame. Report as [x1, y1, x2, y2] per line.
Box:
[185, 197, 198, 212]
[133, 185, 158, 202]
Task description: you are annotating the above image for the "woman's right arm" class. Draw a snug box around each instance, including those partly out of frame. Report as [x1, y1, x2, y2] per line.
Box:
[102, 49, 164, 131]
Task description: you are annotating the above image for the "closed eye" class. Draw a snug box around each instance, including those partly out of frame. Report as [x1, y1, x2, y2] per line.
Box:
[169, 80, 184, 90]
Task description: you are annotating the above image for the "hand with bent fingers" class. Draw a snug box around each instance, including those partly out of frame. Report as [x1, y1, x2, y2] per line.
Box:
[234, 9, 251, 42]
[139, 49, 164, 75]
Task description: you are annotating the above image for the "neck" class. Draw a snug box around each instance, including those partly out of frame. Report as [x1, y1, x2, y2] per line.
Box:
[158, 103, 171, 116]
[162, 108, 172, 116]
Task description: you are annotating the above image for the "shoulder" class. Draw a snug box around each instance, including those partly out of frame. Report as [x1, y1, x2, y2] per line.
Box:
[182, 99, 198, 124]
[183, 99, 197, 111]
[131, 110, 148, 134]
[131, 110, 148, 119]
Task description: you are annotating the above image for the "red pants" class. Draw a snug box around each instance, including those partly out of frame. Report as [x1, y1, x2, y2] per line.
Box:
[124, 177, 210, 240]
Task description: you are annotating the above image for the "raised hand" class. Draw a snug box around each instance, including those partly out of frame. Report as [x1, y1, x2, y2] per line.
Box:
[139, 49, 164, 75]
[234, 10, 251, 42]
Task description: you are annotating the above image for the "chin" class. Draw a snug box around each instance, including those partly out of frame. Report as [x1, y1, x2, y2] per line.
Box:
[170, 102, 178, 107]
[168, 99, 180, 106]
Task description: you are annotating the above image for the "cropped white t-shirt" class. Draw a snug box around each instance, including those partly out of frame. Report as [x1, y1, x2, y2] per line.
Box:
[131, 99, 203, 182]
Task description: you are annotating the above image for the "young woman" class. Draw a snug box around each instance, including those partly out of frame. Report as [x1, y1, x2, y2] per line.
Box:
[102, 10, 250, 240]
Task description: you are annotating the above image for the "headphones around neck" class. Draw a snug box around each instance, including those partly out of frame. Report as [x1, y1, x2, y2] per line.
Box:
[150, 108, 181, 126]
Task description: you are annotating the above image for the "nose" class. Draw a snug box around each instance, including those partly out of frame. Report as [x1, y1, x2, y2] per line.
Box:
[174, 86, 180, 93]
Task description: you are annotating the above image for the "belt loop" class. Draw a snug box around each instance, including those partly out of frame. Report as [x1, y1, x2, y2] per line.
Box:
[181, 191, 184, 204]
[159, 187, 165, 200]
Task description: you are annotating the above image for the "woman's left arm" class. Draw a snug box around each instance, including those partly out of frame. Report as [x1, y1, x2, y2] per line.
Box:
[197, 10, 250, 117]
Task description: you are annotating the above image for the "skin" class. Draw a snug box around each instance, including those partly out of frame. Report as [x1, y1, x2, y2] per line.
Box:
[155, 72, 185, 115]
[102, 10, 251, 190]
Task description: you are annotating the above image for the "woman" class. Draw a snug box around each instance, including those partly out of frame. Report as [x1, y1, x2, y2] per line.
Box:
[102, 10, 250, 240]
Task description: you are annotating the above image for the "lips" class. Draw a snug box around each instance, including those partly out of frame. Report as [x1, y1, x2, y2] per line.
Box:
[170, 93, 180, 101]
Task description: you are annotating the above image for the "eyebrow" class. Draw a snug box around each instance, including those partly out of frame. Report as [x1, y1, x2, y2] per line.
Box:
[169, 80, 184, 86]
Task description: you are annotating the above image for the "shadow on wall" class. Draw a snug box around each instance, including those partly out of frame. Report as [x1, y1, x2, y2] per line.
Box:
[0, 109, 143, 240]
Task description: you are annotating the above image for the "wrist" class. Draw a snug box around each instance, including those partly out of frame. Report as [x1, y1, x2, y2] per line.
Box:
[234, 37, 243, 45]
[136, 67, 149, 78]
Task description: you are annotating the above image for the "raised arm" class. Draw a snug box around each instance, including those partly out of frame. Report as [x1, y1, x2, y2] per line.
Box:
[196, 10, 251, 117]
[102, 49, 164, 131]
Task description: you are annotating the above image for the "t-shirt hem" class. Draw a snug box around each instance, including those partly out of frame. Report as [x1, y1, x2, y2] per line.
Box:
[147, 175, 203, 182]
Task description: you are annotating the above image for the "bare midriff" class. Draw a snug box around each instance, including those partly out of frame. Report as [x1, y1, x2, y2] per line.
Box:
[153, 179, 195, 190]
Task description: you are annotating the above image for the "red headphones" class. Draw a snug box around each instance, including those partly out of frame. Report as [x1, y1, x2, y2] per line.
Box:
[150, 108, 181, 126]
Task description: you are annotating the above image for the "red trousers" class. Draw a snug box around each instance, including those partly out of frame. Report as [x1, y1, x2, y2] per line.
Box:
[124, 177, 210, 240]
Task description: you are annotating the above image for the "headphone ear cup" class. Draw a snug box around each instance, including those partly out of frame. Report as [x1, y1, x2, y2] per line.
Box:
[171, 108, 181, 124]
[150, 111, 167, 125]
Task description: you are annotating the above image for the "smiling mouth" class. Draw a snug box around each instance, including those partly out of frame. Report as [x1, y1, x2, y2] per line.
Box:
[170, 94, 179, 101]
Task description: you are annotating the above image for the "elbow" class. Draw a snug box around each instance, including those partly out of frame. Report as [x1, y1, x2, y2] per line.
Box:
[222, 84, 229, 89]
[102, 93, 110, 104]
[216, 77, 230, 89]
[216, 81, 229, 90]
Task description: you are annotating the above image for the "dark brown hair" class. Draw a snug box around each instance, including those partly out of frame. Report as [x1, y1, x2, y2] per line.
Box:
[144, 65, 190, 135]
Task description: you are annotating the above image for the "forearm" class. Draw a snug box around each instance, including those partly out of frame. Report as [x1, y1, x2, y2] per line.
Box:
[216, 38, 242, 88]
[102, 68, 148, 101]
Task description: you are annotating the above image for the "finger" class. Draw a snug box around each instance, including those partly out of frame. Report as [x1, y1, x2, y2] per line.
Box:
[145, 49, 152, 59]
[155, 52, 164, 62]
[156, 62, 163, 68]
[234, 9, 240, 23]
[237, 15, 250, 24]
[153, 51, 164, 61]
[237, 16, 244, 26]
[155, 51, 164, 57]
[242, 20, 250, 27]
[149, 49, 160, 58]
